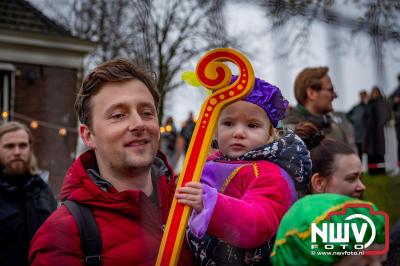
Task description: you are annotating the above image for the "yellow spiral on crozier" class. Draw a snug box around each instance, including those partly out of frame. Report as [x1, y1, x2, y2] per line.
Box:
[195, 48, 254, 96]
[200, 61, 232, 91]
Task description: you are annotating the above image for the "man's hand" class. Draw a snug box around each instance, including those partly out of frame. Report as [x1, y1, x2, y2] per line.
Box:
[175, 181, 203, 213]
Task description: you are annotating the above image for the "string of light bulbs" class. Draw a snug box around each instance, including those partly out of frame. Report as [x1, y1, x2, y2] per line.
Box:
[1, 111, 78, 136]
[1, 111, 194, 137]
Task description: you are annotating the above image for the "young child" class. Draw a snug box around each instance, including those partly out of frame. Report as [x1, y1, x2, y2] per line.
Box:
[176, 77, 312, 265]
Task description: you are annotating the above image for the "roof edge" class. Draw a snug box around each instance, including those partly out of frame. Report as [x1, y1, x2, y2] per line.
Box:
[0, 29, 97, 53]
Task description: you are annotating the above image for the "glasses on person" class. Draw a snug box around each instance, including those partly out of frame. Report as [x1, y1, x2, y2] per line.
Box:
[312, 85, 338, 99]
[320, 87, 335, 94]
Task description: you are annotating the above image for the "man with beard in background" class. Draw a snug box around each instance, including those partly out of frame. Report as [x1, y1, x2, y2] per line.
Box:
[0, 121, 56, 266]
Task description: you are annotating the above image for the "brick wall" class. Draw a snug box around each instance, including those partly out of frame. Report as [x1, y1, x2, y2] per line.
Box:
[13, 62, 79, 198]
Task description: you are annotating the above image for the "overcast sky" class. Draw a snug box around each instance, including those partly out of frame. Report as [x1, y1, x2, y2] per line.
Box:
[29, 0, 400, 128]
[165, 2, 400, 128]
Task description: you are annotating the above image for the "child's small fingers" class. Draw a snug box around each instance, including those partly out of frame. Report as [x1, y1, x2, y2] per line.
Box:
[176, 194, 199, 201]
[175, 192, 190, 199]
[177, 187, 202, 195]
[177, 198, 191, 206]
[177, 198, 199, 207]
[185, 195, 200, 202]
[175, 192, 189, 200]
[185, 181, 202, 189]
[176, 187, 185, 193]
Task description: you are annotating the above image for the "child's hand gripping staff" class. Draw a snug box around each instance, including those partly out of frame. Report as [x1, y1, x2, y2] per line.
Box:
[156, 48, 255, 266]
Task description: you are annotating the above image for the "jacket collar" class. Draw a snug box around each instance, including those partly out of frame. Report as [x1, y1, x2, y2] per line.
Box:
[295, 104, 312, 116]
[60, 150, 174, 204]
[0, 171, 43, 192]
[213, 128, 312, 193]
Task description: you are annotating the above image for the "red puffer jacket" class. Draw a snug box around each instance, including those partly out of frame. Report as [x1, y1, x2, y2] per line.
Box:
[29, 150, 193, 266]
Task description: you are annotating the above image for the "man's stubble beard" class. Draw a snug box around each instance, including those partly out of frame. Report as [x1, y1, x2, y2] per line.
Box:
[113, 148, 157, 176]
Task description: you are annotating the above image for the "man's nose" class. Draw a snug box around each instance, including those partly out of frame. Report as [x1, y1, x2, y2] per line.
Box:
[127, 112, 145, 132]
[12, 146, 22, 155]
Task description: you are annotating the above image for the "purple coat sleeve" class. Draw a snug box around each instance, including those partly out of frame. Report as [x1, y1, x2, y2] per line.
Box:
[188, 184, 218, 238]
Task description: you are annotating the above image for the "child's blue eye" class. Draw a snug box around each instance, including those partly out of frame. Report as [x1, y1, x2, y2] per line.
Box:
[248, 123, 258, 128]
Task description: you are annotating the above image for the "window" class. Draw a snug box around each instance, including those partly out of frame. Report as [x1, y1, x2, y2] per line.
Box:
[0, 63, 15, 121]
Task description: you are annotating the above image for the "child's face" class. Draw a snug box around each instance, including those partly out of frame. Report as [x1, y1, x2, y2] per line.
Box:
[216, 101, 273, 159]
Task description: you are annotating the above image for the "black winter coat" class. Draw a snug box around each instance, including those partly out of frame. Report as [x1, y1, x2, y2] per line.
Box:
[0, 173, 57, 266]
[364, 98, 390, 156]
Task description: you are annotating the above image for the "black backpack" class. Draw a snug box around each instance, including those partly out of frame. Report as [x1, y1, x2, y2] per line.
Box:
[63, 200, 102, 266]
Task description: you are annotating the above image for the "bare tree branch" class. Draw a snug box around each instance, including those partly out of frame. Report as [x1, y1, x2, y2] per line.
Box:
[36, 0, 232, 121]
[253, 0, 400, 77]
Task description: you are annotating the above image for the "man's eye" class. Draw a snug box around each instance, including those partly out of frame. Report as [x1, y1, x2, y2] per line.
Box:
[20, 144, 28, 149]
[142, 111, 154, 117]
[111, 113, 125, 119]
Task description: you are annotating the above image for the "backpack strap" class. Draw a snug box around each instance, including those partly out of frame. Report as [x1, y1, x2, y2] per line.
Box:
[63, 200, 102, 266]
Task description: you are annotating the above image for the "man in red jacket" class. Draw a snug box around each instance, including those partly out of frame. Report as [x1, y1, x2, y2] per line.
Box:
[29, 59, 193, 265]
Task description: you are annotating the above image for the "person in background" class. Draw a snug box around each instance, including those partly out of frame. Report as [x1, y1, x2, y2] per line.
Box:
[160, 116, 177, 165]
[174, 112, 196, 173]
[180, 112, 196, 154]
[271, 193, 386, 266]
[389, 74, 400, 168]
[387, 219, 400, 266]
[364, 86, 390, 175]
[295, 122, 366, 199]
[29, 59, 193, 265]
[176, 76, 311, 265]
[347, 90, 369, 159]
[387, 76, 400, 265]
[0, 121, 57, 266]
[283, 66, 356, 152]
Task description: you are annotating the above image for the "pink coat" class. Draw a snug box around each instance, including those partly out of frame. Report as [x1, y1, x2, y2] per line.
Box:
[189, 159, 293, 248]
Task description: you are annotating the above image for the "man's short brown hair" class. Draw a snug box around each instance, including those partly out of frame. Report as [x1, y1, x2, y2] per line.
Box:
[75, 58, 160, 126]
[294, 67, 329, 105]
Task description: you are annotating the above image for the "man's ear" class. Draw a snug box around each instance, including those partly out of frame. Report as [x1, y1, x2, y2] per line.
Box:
[79, 124, 95, 149]
[310, 173, 327, 193]
[306, 87, 317, 101]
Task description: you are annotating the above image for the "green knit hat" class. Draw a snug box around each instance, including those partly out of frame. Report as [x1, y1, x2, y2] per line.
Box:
[271, 194, 386, 266]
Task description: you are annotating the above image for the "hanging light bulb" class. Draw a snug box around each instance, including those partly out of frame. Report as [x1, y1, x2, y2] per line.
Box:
[2, 111, 9, 119]
[59, 128, 67, 136]
[160, 126, 165, 133]
[165, 125, 172, 132]
[30, 120, 39, 129]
